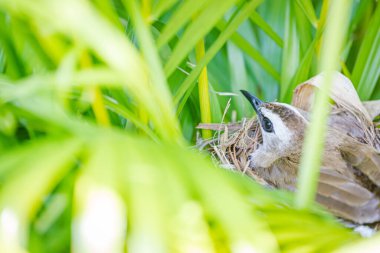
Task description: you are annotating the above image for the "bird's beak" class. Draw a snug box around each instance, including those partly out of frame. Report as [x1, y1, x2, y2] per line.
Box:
[240, 90, 263, 117]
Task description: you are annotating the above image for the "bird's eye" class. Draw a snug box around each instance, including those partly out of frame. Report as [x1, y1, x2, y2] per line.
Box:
[262, 117, 273, 133]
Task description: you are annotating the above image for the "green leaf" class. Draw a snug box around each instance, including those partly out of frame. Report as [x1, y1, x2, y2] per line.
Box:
[0, 15, 26, 78]
[227, 41, 249, 117]
[280, 1, 301, 101]
[123, 0, 183, 143]
[250, 11, 284, 48]
[156, 0, 211, 48]
[174, 0, 265, 114]
[295, 0, 318, 28]
[224, 22, 281, 82]
[296, 0, 353, 208]
[351, 4, 380, 100]
[285, 40, 316, 102]
[293, 1, 313, 55]
[163, 0, 240, 77]
[151, 0, 177, 20]
[0, 137, 82, 220]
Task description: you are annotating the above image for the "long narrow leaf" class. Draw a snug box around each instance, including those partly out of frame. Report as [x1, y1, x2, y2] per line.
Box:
[224, 23, 280, 82]
[296, 0, 353, 208]
[280, 1, 300, 101]
[351, 4, 380, 100]
[175, 0, 264, 114]
[164, 0, 239, 77]
[151, 0, 177, 21]
[123, 0, 183, 143]
[295, 0, 318, 27]
[156, 0, 211, 48]
[250, 12, 284, 48]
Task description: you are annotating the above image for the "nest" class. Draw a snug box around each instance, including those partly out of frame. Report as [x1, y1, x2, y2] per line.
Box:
[197, 118, 272, 187]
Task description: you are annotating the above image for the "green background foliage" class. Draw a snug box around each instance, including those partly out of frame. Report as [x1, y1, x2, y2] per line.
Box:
[0, 0, 379, 252]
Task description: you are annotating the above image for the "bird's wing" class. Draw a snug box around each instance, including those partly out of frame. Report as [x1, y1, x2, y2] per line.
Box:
[337, 133, 380, 187]
[317, 130, 380, 223]
[328, 108, 370, 144]
[317, 168, 380, 224]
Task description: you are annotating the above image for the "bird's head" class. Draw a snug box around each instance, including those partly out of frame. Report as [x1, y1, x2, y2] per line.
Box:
[241, 90, 307, 154]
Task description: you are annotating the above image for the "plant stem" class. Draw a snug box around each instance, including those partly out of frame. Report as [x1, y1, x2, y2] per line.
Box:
[142, 0, 151, 21]
[195, 39, 212, 139]
[80, 52, 110, 127]
[295, 0, 352, 209]
[90, 87, 111, 127]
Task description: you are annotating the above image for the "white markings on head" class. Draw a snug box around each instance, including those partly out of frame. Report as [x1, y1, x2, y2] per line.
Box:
[260, 107, 292, 150]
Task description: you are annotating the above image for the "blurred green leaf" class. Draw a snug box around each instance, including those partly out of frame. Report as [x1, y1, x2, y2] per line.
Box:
[151, 0, 177, 20]
[352, 4, 380, 100]
[0, 137, 82, 220]
[280, 1, 301, 102]
[295, 0, 318, 28]
[250, 12, 284, 48]
[164, 0, 240, 77]
[0, 131, 358, 253]
[156, 0, 211, 48]
[175, 0, 263, 114]
[222, 21, 280, 82]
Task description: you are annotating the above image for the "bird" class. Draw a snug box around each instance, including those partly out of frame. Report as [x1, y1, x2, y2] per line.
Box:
[240, 87, 380, 224]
